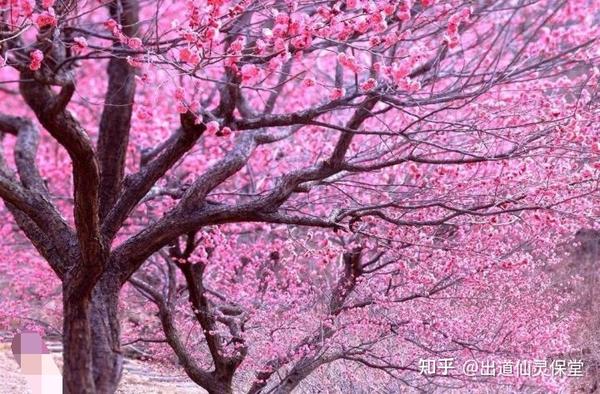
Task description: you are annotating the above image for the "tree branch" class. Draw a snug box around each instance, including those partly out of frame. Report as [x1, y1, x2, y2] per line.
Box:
[19, 73, 104, 289]
[97, 0, 140, 219]
[101, 111, 205, 240]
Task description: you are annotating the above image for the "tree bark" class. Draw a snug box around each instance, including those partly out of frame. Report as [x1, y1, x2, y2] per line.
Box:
[269, 359, 324, 394]
[90, 273, 123, 394]
[156, 297, 234, 394]
[62, 286, 96, 394]
[206, 378, 233, 394]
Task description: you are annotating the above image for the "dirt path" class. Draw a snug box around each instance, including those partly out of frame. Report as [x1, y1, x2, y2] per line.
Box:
[0, 342, 205, 393]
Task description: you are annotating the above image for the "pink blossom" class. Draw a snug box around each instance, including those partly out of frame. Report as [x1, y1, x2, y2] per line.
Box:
[317, 6, 331, 19]
[360, 78, 378, 91]
[205, 27, 219, 41]
[448, 14, 462, 34]
[176, 102, 188, 114]
[174, 87, 185, 101]
[364, 1, 377, 13]
[229, 36, 246, 53]
[373, 10, 384, 22]
[128, 37, 143, 50]
[397, 10, 411, 22]
[136, 107, 152, 121]
[291, 33, 312, 49]
[272, 24, 288, 38]
[303, 77, 316, 87]
[105, 18, 120, 33]
[181, 30, 197, 43]
[205, 121, 220, 135]
[188, 101, 200, 113]
[390, 62, 411, 83]
[36, 10, 57, 28]
[444, 33, 460, 48]
[460, 7, 472, 19]
[275, 12, 289, 25]
[255, 39, 267, 54]
[330, 87, 346, 100]
[179, 48, 200, 66]
[346, 0, 359, 9]
[408, 79, 421, 93]
[28, 49, 43, 71]
[19, 0, 35, 16]
[267, 56, 283, 72]
[383, 4, 395, 15]
[288, 13, 307, 36]
[369, 37, 381, 47]
[273, 38, 288, 52]
[354, 16, 369, 33]
[337, 53, 361, 73]
[126, 56, 142, 68]
[374, 20, 388, 33]
[397, 1, 412, 21]
[262, 28, 273, 39]
[240, 64, 260, 83]
[72, 36, 88, 54]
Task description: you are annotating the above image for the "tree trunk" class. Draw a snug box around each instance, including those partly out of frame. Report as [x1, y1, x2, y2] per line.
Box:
[210, 385, 233, 394]
[207, 372, 234, 394]
[272, 373, 303, 394]
[90, 273, 123, 394]
[271, 359, 323, 394]
[63, 286, 96, 394]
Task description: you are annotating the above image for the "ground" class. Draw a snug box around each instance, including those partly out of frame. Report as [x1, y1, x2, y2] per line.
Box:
[0, 342, 204, 393]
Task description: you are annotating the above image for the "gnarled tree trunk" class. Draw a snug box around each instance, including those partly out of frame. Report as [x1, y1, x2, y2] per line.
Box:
[90, 273, 123, 394]
[63, 284, 96, 394]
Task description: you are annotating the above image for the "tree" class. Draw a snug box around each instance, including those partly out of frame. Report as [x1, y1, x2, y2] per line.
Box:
[127, 226, 577, 393]
[0, 0, 598, 393]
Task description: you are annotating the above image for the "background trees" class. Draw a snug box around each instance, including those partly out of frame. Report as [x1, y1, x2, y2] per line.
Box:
[0, 0, 599, 393]
[127, 226, 578, 393]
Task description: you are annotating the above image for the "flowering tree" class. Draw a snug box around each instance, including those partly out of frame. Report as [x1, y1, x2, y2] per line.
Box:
[126, 225, 581, 393]
[0, 0, 599, 393]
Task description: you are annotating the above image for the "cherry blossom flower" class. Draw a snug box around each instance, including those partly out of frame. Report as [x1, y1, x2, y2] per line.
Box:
[240, 64, 260, 83]
[35, 10, 57, 28]
[205, 120, 220, 135]
[330, 87, 346, 100]
[28, 49, 43, 71]
[360, 78, 378, 91]
[128, 37, 143, 50]
[72, 37, 88, 54]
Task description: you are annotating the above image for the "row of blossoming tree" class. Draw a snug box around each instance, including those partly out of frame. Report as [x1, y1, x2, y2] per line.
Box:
[0, 0, 599, 393]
